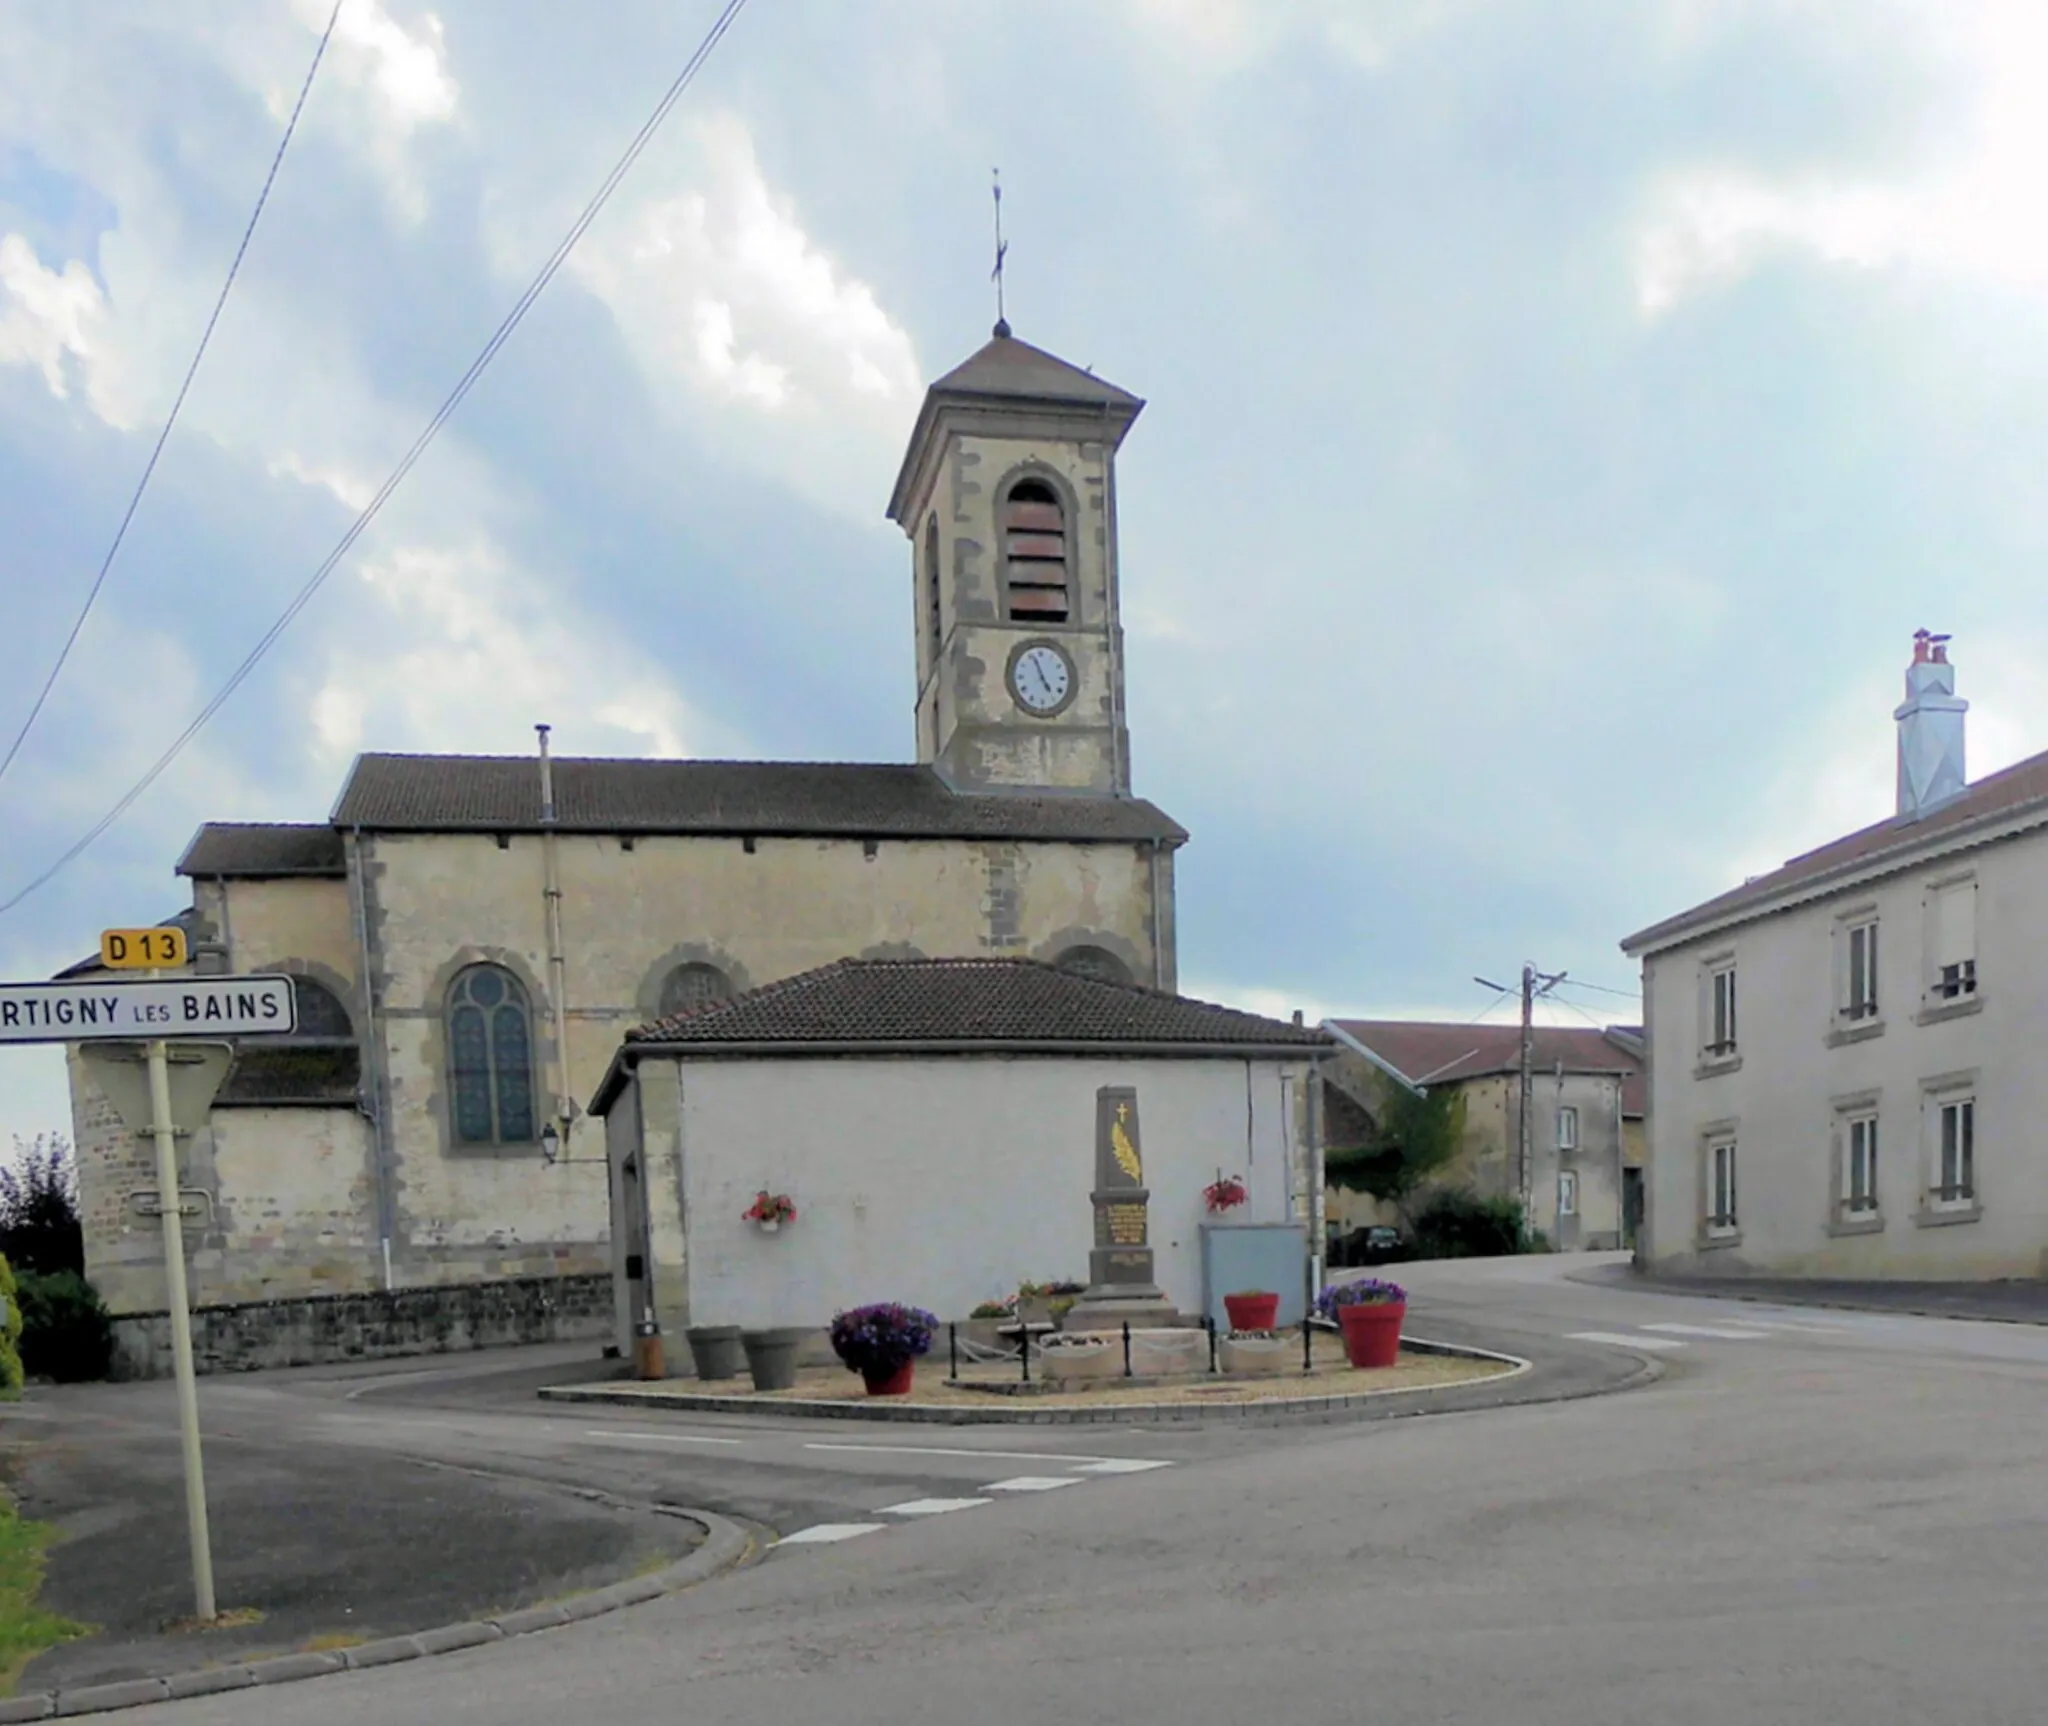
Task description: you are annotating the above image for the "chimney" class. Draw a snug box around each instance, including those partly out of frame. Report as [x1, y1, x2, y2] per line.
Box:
[1895, 631, 1968, 821]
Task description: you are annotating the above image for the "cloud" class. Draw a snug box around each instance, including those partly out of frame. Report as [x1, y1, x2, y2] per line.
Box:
[0, 233, 104, 399]
[564, 113, 923, 521]
[305, 536, 715, 771]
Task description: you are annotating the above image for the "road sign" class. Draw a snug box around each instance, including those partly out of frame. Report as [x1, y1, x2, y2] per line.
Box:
[82, 1043, 235, 1136]
[0, 976, 294, 1045]
[99, 927, 188, 970]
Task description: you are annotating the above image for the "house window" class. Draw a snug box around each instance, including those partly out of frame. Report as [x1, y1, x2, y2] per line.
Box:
[1556, 1105, 1579, 1152]
[1842, 917, 1879, 1021]
[658, 962, 733, 1020]
[924, 513, 943, 670]
[1557, 1169, 1579, 1216]
[1928, 879, 1978, 1001]
[447, 964, 537, 1144]
[1704, 962, 1738, 1057]
[1841, 1113, 1879, 1215]
[1932, 1095, 1976, 1209]
[999, 478, 1071, 623]
[1707, 1137, 1738, 1236]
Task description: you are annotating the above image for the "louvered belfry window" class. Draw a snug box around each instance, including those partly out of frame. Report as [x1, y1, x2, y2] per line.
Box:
[1001, 478, 1070, 623]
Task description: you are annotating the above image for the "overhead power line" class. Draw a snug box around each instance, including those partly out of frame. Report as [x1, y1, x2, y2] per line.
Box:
[0, 0, 755, 919]
[0, 0, 345, 795]
[1554, 977, 1641, 1001]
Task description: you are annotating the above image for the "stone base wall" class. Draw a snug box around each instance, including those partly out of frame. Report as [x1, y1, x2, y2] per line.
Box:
[110, 1272, 613, 1380]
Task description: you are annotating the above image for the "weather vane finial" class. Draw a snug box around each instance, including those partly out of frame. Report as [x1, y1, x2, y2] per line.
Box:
[991, 168, 1010, 339]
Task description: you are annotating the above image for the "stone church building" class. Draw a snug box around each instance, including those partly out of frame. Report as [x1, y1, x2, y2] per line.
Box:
[66, 325, 1196, 1372]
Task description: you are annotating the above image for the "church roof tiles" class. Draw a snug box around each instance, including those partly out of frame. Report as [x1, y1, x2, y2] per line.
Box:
[925, 332, 1141, 409]
[329, 754, 1185, 844]
[176, 823, 348, 879]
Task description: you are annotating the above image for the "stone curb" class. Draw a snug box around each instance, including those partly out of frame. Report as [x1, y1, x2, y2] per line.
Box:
[0, 1511, 753, 1720]
[537, 1336, 1538, 1427]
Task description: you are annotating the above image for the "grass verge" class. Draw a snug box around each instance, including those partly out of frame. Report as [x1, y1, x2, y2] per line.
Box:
[0, 1495, 88, 1695]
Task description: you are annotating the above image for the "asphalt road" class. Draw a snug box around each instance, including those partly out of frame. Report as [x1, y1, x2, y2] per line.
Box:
[38, 1254, 2048, 1723]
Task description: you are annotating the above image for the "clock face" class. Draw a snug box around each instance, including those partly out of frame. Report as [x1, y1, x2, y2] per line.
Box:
[1009, 643, 1074, 715]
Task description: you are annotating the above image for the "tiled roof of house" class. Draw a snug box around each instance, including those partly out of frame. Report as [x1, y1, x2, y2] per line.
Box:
[610, 958, 1329, 1076]
[331, 755, 1185, 844]
[176, 823, 348, 879]
[926, 332, 1141, 409]
[1623, 745, 2048, 953]
[1328, 1020, 1646, 1117]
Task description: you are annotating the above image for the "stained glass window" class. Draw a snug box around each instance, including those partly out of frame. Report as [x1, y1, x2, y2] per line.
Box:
[447, 965, 536, 1143]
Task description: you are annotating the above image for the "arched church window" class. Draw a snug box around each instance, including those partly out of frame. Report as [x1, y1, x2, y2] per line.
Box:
[447, 965, 537, 1144]
[1055, 945, 1133, 986]
[216, 973, 359, 1106]
[658, 962, 734, 1020]
[288, 976, 354, 1039]
[1000, 478, 1071, 624]
[925, 513, 943, 668]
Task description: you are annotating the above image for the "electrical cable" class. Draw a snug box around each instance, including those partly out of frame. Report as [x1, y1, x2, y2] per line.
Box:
[0, 0, 753, 918]
[0, 1, 344, 794]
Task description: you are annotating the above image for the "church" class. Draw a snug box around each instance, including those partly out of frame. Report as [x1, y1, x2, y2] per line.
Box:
[65, 324, 1232, 1375]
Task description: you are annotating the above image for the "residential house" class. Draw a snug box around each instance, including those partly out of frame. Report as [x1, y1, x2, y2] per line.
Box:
[1320, 1020, 1644, 1251]
[1623, 634, 2044, 1279]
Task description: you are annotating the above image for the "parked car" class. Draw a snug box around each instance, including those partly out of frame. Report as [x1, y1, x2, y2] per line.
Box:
[1328, 1224, 1412, 1268]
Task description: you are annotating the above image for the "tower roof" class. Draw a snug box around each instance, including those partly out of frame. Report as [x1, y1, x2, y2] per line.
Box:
[927, 331, 1140, 409]
[887, 328, 1144, 524]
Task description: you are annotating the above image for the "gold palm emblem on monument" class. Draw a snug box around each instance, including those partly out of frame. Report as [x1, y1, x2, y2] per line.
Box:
[1111, 1101, 1142, 1181]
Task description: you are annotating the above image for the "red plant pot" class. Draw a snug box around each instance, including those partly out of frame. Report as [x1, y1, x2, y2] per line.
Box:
[1223, 1292, 1281, 1332]
[862, 1360, 915, 1396]
[1337, 1300, 1406, 1369]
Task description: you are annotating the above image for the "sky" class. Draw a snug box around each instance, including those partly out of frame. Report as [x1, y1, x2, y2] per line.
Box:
[5, 0, 2048, 1147]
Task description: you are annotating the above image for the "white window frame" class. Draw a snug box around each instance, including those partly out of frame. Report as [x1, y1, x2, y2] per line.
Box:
[1840, 1112, 1880, 1216]
[1556, 1104, 1579, 1152]
[1928, 1091, 1977, 1213]
[1839, 913, 1880, 1024]
[1557, 1168, 1579, 1217]
[1703, 958, 1738, 1059]
[1704, 1134, 1739, 1239]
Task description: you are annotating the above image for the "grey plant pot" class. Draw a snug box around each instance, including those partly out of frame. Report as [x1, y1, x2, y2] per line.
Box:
[684, 1324, 746, 1381]
[740, 1327, 807, 1392]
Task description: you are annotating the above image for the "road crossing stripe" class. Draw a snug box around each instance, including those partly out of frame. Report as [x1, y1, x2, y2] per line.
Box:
[1069, 1459, 1174, 1474]
[584, 1428, 743, 1445]
[1567, 1331, 1688, 1351]
[781, 1523, 887, 1544]
[984, 1476, 1082, 1492]
[877, 1498, 994, 1516]
[1638, 1323, 1772, 1339]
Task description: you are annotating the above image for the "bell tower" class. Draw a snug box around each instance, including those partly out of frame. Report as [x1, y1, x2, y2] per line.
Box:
[886, 326, 1144, 796]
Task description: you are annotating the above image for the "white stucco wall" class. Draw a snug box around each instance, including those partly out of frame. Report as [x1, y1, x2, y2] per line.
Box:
[618, 1053, 1316, 1330]
[1639, 829, 2048, 1278]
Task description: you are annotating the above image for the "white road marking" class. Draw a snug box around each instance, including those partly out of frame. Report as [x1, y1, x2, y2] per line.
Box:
[1639, 1323, 1772, 1340]
[583, 1428, 743, 1446]
[780, 1523, 887, 1545]
[1069, 1459, 1175, 1475]
[1567, 1331, 1688, 1352]
[984, 1476, 1083, 1493]
[877, 1497, 994, 1516]
[803, 1442, 1158, 1465]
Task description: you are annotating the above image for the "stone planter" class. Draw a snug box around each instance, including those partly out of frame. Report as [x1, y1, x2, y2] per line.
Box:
[1039, 1335, 1119, 1384]
[1016, 1296, 1053, 1327]
[740, 1327, 807, 1391]
[684, 1324, 745, 1381]
[1218, 1333, 1291, 1377]
[1126, 1327, 1206, 1378]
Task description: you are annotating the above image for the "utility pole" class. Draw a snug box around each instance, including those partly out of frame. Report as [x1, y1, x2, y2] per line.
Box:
[1476, 964, 1568, 1227]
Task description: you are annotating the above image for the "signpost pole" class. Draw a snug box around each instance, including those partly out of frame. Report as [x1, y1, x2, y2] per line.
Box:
[146, 1004, 215, 1621]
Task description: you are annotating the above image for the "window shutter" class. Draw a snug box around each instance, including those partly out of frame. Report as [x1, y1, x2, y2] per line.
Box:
[1001, 482, 1070, 622]
[1933, 882, 1976, 969]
